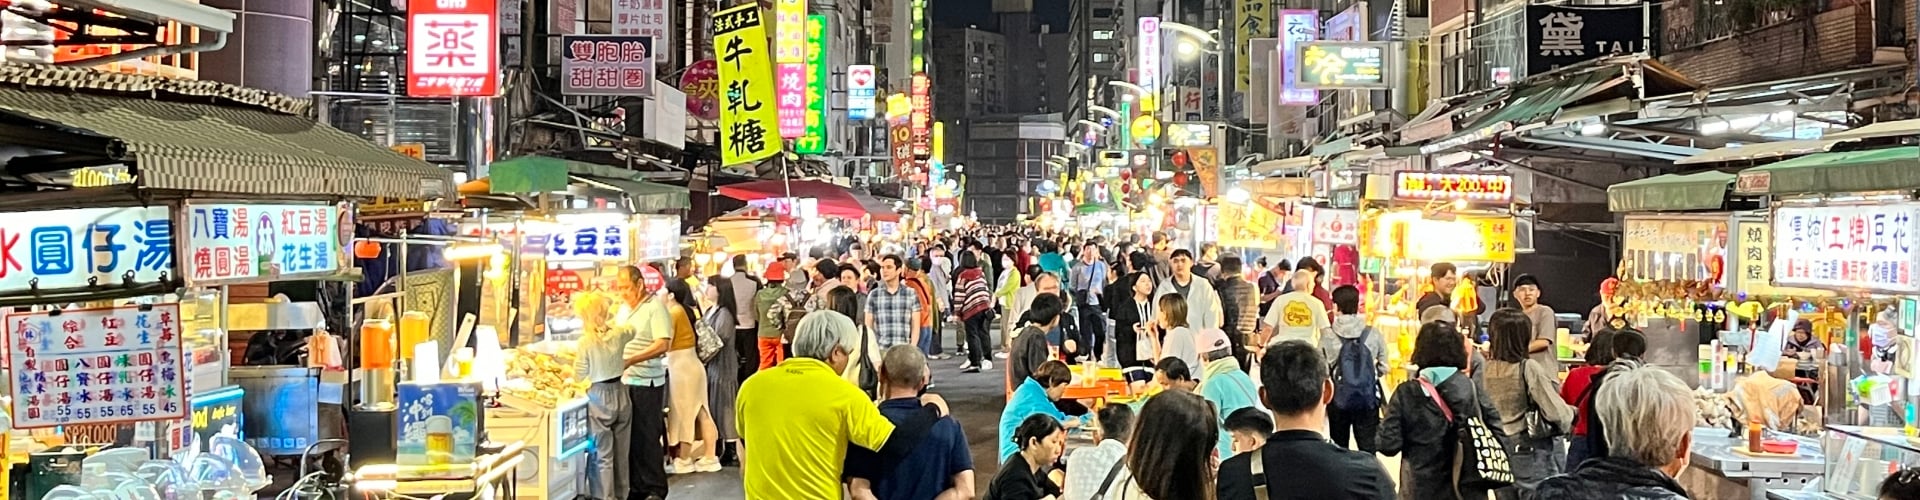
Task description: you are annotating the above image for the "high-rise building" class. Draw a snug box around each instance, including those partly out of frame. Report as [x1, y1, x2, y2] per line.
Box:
[964, 114, 1066, 222]
[1066, 0, 1130, 150]
[994, 0, 1072, 115]
[930, 27, 1007, 118]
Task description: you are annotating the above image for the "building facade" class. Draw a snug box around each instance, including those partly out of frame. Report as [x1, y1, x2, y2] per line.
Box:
[965, 113, 1065, 222]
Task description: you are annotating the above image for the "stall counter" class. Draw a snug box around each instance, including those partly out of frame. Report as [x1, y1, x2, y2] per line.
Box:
[1683, 427, 1824, 500]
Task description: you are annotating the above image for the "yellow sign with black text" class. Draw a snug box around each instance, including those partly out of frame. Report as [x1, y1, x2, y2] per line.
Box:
[712, 4, 782, 166]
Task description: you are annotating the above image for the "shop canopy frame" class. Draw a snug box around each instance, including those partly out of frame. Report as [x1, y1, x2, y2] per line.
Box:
[1412, 56, 1708, 164]
[1606, 171, 1738, 212]
[485, 155, 692, 212]
[1734, 146, 1920, 196]
[0, 63, 451, 200]
[1620, 64, 1909, 161]
[716, 179, 903, 222]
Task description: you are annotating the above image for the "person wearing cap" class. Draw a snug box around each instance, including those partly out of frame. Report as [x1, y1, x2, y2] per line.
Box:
[1512, 274, 1560, 369]
[752, 262, 795, 371]
[1194, 327, 1263, 459]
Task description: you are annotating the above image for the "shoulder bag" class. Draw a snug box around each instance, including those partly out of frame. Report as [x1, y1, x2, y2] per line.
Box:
[693, 307, 725, 363]
[1088, 458, 1130, 500]
[1518, 360, 1561, 441]
[1418, 377, 1515, 494]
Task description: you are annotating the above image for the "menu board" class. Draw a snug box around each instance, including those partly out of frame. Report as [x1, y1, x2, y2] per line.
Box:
[1773, 204, 1920, 293]
[185, 202, 345, 285]
[5, 304, 189, 428]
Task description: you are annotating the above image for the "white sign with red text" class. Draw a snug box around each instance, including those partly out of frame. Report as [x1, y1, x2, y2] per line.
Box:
[848, 65, 876, 120]
[1312, 208, 1359, 245]
[407, 0, 499, 97]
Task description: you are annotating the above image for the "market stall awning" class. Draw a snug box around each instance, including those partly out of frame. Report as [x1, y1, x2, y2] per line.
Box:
[488, 155, 691, 211]
[1419, 67, 1631, 154]
[1673, 139, 1852, 165]
[0, 63, 451, 199]
[1819, 118, 1920, 141]
[1606, 171, 1735, 212]
[716, 179, 902, 222]
[1735, 146, 1920, 195]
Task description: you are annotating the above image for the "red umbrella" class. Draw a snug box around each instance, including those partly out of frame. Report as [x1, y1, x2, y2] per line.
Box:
[716, 180, 903, 222]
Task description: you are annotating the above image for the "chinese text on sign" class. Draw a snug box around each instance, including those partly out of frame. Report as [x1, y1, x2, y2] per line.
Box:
[6, 304, 190, 428]
[407, 0, 499, 97]
[186, 203, 341, 285]
[561, 35, 655, 96]
[1772, 204, 1920, 294]
[712, 4, 782, 166]
[0, 206, 173, 293]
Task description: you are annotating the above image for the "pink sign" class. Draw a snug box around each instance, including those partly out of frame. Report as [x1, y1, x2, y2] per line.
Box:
[679, 59, 719, 120]
[776, 62, 807, 138]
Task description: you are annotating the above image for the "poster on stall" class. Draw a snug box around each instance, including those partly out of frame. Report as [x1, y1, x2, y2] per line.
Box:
[1772, 204, 1920, 294]
[5, 304, 189, 428]
[547, 223, 631, 262]
[1621, 216, 1727, 287]
[1215, 203, 1282, 248]
[0, 206, 173, 293]
[1732, 219, 1829, 298]
[636, 215, 681, 262]
[1312, 209, 1359, 245]
[186, 203, 345, 285]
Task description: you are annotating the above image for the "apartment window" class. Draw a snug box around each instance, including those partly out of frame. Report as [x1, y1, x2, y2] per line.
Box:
[1022, 160, 1045, 179]
[1093, 8, 1114, 17]
[1092, 53, 1112, 63]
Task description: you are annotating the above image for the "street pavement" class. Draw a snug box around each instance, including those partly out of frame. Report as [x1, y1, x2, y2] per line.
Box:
[667, 324, 1401, 498]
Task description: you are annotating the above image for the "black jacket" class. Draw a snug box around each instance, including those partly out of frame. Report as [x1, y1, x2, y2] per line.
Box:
[984, 453, 1061, 500]
[1534, 456, 1690, 500]
[1378, 373, 1507, 500]
[1217, 430, 1397, 500]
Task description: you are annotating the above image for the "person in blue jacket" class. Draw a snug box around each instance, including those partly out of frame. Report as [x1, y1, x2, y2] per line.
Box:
[998, 360, 1078, 462]
[1195, 327, 1264, 459]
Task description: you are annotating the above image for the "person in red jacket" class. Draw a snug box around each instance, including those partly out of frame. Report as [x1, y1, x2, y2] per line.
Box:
[1561, 328, 1619, 469]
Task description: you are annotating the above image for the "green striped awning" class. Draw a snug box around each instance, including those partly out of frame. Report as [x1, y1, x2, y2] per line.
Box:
[491, 155, 690, 211]
[1735, 146, 1920, 196]
[1607, 171, 1735, 212]
[0, 64, 451, 200]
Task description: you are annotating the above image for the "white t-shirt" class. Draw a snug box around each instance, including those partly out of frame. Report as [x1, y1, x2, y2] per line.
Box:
[1262, 291, 1329, 346]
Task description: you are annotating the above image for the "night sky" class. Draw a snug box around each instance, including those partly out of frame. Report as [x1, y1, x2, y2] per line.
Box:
[931, 0, 1072, 32]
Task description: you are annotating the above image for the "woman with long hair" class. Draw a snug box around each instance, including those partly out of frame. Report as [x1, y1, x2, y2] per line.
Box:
[1115, 389, 1218, 500]
[826, 285, 884, 392]
[955, 250, 996, 373]
[1484, 308, 1574, 499]
[662, 278, 720, 473]
[701, 279, 743, 465]
[1380, 321, 1506, 500]
[1155, 293, 1199, 371]
[1106, 272, 1158, 379]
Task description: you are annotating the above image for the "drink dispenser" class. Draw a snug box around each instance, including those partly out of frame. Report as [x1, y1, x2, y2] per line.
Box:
[397, 311, 430, 380]
[360, 318, 396, 408]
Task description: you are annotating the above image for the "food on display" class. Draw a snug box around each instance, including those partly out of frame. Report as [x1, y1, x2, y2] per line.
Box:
[501, 343, 588, 408]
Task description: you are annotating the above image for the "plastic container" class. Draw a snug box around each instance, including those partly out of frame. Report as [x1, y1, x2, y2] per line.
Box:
[1760, 439, 1799, 454]
[361, 319, 395, 369]
[399, 311, 430, 360]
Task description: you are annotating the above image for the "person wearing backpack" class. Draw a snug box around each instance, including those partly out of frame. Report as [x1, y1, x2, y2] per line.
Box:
[1324, 285, 1389, 452]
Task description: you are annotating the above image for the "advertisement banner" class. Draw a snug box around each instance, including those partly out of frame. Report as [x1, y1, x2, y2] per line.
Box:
[406, 0, 499, 97]
[1372, 212, 1515, 263]
[776, 63, 807, 138]
[1137, 17, 1161, 96]
[560, 35, 654, 96]
[1189, 147, 1220, 198]
[1620, 216, 1728, 286]
[0, 206, 173, 293]
[847, 64, 877, 120]
[1772, 204, 1920, 293]
[911, 72, 932, 156]
[795, 14, 830, 154]
[774, 0, 808, 62]
[712, 4, 781, 166]
[1392, 172, 1513, 203]
[1733, 219, 1830, 298]
[5, 304, 190, 428]
[680, 59, 720, 120]
[889, 93, 915, 177]
[1217, 202, 1283, 248]
[1277, 10, 1318, 105]
[546, 223, 631, 262]
[185, 203, 345, 285]
[1312, 208, 1359, 245]
[1235, 0, 1273, 96]
[611, 0, 671, 66]
[1297, 41, 1391, 89]
[1525, 3, 1650, 75]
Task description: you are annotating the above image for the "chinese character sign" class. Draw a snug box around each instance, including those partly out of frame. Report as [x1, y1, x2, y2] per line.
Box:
[795, 14, 831, 154]
[546, 223, 632, 261]
[1392, 172, 1514, 203]
[911, 72, 931, 157]
[561, 35, 655, 96]
[889, 95, 914, 177]
[1771, 204, 1920, 293]
[407, 0, 499, 97]
[186, 203, 342, 284]
[712, 4, 781, 166]
[0, 206, 172, 293]
[1525, 4, 1647, 74]
[1621, 217, 1728, 285]
[1137, 17, 1161, 95]
[1235, 0, 1272, 95]
[636, 215, 679, 261]
[680, 59, 721, 120]
[612, 0, 671, 63]
[1733, 219, 1830, 298]
[1297, 41, 1390, 89]
[774, 0, 808, 63]
[5, 304, 189, 428]
[776, 63, 807, 137]
[847, 65, 877, 120]
[1312, 209, 1359, 245]
[1277, 10, 1319, 105]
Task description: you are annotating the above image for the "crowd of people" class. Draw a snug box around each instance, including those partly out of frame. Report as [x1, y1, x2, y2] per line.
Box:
[566, 226, 1920, 500]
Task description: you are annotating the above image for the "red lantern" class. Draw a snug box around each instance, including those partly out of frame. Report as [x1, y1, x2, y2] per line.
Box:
[353, 240, 382, 259]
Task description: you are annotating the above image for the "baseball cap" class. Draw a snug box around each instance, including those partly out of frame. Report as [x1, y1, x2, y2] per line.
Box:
[1195, 328, 1233, 359]
[766, 261, 788, 282]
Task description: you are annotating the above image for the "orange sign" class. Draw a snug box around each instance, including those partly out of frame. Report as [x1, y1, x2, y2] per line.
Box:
[1392, 172, 1514, 203]
[390, 143, 427, 160]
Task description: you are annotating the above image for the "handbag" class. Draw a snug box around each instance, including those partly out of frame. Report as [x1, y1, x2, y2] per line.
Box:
[855, 325, 879, 395]
[693, 308, 725, 363]
[1518, 360, 1561, 441]
[1419, 377, 1515, 493]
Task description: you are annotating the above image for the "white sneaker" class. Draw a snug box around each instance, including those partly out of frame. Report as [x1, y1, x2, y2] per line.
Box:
[958, 361, 976, 370]
[981, 360, 993, 370]
[994, 352, 1009, 360]
[695, 457, 723, 473]
[671, 458, 696, 474]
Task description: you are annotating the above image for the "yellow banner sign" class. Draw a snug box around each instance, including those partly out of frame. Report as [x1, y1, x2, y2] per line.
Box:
[713, 4, 782, 166]
[1235, 0, 1273, 93]
[1217, 202, 1282, 248]
[1372, 211, 1516, 263]
[1734, 219, 1830, 298]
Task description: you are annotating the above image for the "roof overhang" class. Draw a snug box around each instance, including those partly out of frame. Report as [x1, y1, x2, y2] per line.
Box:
[58, 0, 235, 34]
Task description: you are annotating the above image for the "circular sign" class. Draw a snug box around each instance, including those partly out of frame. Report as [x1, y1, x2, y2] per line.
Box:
[1130, 116, 1161, 146]
[679, 60, 720, 120]
[638, 265, 666, 294]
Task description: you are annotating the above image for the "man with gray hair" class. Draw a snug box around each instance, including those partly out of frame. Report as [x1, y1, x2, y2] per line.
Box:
[1534, 368, 1694, 500]
[737, 311, 952, 499]
[848, 346, 975, 500]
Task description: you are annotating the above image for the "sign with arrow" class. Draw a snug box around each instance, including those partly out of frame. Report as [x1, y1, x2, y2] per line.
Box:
[848, 64, 876, 120]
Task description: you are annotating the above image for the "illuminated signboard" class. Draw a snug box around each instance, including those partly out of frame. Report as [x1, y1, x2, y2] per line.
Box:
[1277, 10, 1319, 105]
[1392, 172, 1514, 203]
[795, 15, 830, 154]
[1297, 41, 1391, 89]
[1137, 17, 1161, 94]
[407, 0, 500, 97]
[847, 64, 877, 120]
[911, 72, 932, 157]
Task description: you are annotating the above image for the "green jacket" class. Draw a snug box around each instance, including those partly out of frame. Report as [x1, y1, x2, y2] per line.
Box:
[753, 284, 789, 338]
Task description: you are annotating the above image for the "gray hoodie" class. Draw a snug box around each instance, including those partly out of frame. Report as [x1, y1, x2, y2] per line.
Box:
[1322, 314, 1390, 378]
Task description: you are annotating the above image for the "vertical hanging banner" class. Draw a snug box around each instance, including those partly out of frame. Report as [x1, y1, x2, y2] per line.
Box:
[713, 4, 781, 166]
[887, 93, 914, 177]
[911, 72, 931, 157]
[1235, 0, 1272, 101]
[773, 0, 809, 138]
[612, 0, 671, 67]
[847, 64, 877, 120]
[1277, 9, 1318, 105]
[406, 0, 499, 97]
[1137, 17, 1161, 100]
[795, 14, 830, 154]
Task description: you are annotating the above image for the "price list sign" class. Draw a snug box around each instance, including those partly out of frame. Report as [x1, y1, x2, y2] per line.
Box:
[5, 304, 188, 428]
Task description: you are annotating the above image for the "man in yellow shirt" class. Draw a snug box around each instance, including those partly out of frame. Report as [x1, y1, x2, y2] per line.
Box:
[737, 310, 950, 500]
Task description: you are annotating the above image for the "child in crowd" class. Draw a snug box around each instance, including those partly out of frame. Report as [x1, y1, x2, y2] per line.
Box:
[1224, 407, 1275, 455]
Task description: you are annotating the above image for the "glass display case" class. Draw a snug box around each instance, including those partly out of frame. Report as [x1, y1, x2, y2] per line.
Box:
[1818, 425, 1920, 499]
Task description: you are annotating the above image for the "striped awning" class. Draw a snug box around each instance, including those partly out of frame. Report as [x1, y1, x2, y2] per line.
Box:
[0, 63, 451, 200]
